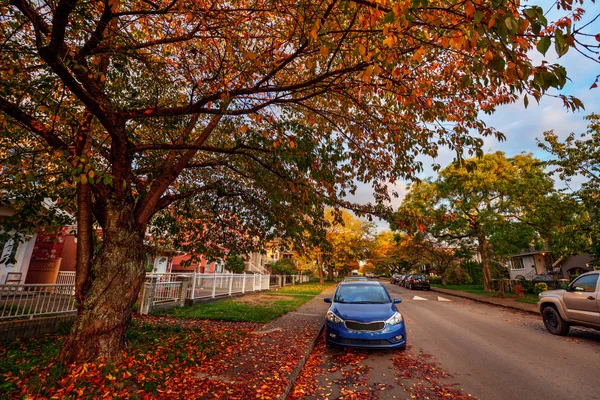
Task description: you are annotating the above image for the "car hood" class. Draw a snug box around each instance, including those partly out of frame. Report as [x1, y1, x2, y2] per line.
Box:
[331, 302, 397, 322]
[540, 289, 565, 298]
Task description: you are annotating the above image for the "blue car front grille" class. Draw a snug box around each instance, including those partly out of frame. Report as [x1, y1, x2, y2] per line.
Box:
[344, 320, 385, 331]
[338, 338, 390, 346]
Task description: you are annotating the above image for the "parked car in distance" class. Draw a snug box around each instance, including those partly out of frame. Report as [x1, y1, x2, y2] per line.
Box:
[366, 273, 380, 279]
[538, 271, 600, 336]
[399, 275, 410, 287]
[390, 274, 403, 284]
[324, 281, 406, 349]
[407, 275, 430, 290]
[343, 276, 368, 282]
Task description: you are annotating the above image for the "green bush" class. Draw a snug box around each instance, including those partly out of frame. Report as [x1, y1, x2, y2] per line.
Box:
[269, 258, 296, 275]
[461, 261, 483, 285]
[429, 276, 442, 285]
[460, 272, 473, 285]
[515, 279, 534, 294]
[533, 282, 548, 295]
[225, 254, 246, 273]
[446, 265, 463, 285]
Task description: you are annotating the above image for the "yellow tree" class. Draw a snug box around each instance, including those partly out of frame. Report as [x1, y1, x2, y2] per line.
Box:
[323, 209, 376, 279]
[1, 0, 597, 362]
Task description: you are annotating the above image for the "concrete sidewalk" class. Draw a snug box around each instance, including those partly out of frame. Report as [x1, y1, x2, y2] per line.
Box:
[181, 285, 336, 400]
[258, 286, 335, 399]
[430, 286, 539, 314]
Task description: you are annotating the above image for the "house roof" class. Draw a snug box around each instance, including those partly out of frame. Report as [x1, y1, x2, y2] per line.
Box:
[513, 250, 549, 257]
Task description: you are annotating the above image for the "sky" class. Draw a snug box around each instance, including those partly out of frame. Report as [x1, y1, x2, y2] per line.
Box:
[350, 2, 600, 231]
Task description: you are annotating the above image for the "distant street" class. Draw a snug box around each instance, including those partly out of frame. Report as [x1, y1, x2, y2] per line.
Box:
[301, 281, 600, 400]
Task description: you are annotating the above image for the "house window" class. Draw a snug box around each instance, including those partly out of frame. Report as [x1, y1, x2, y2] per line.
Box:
[0, 238, 19, 266]
[511, 257, 524, 270]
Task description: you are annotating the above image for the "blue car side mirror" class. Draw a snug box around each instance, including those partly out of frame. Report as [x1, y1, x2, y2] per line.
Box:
[324, 297, 332, 303]
[393, 298, 402, 304]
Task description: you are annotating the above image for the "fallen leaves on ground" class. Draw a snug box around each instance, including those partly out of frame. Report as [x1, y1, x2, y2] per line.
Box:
[0, 314, 321, 399]
[290, 336, 476, 400]
[393, 351, 475, 399]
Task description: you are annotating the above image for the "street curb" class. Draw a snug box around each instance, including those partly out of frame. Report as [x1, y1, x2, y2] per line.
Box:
[429, 287, 539, 315]
[279, 320, 325, 400]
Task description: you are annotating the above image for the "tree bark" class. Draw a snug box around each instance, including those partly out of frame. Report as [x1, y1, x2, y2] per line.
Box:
[60, 199, 146, 364]
[478, 234, 493, 292]
[74, 181, 93, 308]
[316, 253, 324, 284]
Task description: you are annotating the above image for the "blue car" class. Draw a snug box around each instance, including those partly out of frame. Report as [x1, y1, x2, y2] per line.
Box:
[324, 281, 406, 349]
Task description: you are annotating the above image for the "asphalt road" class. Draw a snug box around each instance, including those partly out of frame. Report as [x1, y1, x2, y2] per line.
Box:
[302, 281, 600, 400]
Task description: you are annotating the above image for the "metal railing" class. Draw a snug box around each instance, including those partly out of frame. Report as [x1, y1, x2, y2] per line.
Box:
[154, 281, 182, 304]
[0, 284, 77, 319]
[189, 273, 261, 300]
[56, 271, 76, 285]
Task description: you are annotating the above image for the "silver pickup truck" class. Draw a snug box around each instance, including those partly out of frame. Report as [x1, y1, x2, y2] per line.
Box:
[538, 271, 600, 335]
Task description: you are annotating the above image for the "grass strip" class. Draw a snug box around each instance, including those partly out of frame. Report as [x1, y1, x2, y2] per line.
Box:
[431, 284, 538, 303]
[165, 281, 335, 323]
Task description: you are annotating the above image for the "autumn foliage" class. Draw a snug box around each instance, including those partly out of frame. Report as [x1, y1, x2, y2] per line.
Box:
[1, 0, 598, 361]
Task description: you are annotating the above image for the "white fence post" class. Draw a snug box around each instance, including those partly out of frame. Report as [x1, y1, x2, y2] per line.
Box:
[242, 272, 246, 293]
[229, 273, 233, 295]
[191, 272, 197, 300]
[211, 275, 217, 298]
[253, 274, 257, 291]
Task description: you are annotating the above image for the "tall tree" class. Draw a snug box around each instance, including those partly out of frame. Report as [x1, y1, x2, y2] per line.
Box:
[394, 152, 555, 292]
[323, 209, 375, 279]
[1, 0, 597, 362]
[369, 231, 417, 275]
[538, 114, 600, 256]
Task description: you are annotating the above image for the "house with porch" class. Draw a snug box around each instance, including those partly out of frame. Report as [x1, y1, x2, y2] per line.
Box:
[552, 253, 598, 279]
[1, 203, 77, 285]
[509, 250, 554, 281]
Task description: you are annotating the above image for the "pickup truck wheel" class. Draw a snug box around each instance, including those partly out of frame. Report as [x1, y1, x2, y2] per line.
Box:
[542, 306, 570, 336]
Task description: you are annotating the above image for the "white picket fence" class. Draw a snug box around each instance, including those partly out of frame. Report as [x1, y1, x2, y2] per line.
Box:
[0, 284, 77, 319]
[0, 273, 310, 319]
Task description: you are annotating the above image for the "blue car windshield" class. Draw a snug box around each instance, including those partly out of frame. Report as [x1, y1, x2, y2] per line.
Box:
[334, 285, 391, 304]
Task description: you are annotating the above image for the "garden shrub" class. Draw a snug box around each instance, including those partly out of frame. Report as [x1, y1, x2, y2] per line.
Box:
[429, 276, 442, 285]
[460, 272, 473, 285]
[446, 264, 463, 285]
[514, 285, 525, 298]
[533, 282, 548, 295]
[461, 261, 483, 285]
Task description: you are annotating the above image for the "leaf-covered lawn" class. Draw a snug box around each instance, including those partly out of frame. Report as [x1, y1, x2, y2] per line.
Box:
[0, 316, 257, 399]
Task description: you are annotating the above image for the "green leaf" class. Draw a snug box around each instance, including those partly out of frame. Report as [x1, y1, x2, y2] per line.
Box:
[383, 11, 395, 24]
[536, 37, 551, 56]
[524, 8, 537, 19]
[489, 56, 506, 72]
[474, 11, 483, 23]
[523, 95, 529, 109]
[554, 31, 568, 57]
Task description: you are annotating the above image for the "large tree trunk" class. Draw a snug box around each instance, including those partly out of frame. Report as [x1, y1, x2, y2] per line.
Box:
[60, 200, 146, 364]
[478, 234, 493, 293]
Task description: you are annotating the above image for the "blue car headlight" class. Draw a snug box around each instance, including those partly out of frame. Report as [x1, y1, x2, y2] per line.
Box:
[326, 310, 344, 324]
[385, 312, 403, 326]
